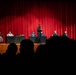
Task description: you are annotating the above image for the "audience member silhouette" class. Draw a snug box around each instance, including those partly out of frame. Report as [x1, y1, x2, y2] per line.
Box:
[17, 39, 35, 66]
[1, 43, 17, 65]
[0, 35, 76, 71]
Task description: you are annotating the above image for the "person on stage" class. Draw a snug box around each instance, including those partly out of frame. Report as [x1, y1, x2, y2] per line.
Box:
[52, 30, 58, 37]
[0, 32, 3, 43]
[62, 31, 68, 37]
[30, 31, 36, 37]
[0, 32, 2, 36]
[37, 24, 42, 43]
[41, 31, 45, 37]
[7, 31, 14, 36]
[37, 24, 42, 38]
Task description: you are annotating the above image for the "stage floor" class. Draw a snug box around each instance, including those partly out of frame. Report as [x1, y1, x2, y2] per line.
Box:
[0, 43, 45, 54]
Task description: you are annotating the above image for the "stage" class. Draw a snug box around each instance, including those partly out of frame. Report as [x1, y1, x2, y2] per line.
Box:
[0, 43, 45, 54]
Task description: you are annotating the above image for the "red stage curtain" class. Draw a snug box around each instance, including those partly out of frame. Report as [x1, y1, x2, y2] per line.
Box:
[0, 0, 76, 42]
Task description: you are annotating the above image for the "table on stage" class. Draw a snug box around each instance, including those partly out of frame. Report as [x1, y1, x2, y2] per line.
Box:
[6, 35, 25, 43]
[0, 43, 45, 54]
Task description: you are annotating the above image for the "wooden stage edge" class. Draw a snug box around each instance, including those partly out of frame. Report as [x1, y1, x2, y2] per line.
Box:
[0, 43, 45, 54]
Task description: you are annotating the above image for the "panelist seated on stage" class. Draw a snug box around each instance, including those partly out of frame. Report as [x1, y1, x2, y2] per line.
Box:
[41, 32, 45, 37]
[0, 32, 2, 36]
[7, 31, 14, 36]
[62, 31, 68, 37]
[30, 31, 36, 37]
[52, 30, 58, 37]
[0, 36, 3, 43]
[0, 32, 3, 43]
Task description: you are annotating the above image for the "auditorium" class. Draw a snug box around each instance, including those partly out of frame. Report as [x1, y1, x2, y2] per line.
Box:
[0, 0, 76, 69]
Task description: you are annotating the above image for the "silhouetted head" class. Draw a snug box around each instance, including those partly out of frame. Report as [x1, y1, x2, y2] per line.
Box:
[6, 43, 17, 55]
[20, 39, 34, 54]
